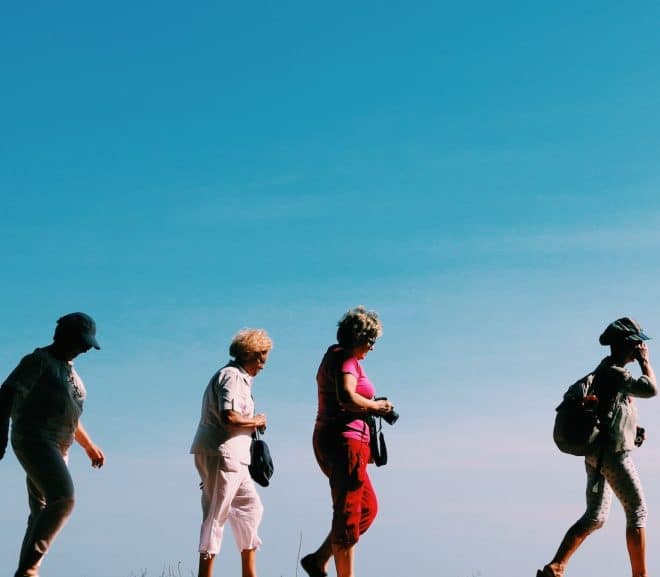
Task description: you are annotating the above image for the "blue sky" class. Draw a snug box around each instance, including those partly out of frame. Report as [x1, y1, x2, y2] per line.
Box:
[2, 2, 660, 576]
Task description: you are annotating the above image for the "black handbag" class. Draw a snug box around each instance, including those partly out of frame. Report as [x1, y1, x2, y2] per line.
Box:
[249, 430, 274, 487]
[367, 415, 388, 467]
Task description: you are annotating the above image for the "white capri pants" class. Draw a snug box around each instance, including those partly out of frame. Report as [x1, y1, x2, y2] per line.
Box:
[579, 450, 647, 530]
[195, 453, 263, 555]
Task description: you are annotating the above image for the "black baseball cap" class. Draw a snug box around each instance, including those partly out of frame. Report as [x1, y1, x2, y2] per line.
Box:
[56, 312, 101, 350]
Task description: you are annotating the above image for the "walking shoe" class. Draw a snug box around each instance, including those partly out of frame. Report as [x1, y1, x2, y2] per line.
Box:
[300, 553, 327, 577]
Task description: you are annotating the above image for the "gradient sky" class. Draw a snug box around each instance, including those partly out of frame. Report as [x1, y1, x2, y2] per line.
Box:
[2, 2, 660, 576]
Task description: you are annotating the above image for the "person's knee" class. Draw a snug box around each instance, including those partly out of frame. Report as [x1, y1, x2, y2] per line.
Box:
[50, 494, 75, 518]
[578, 516, 606, 533]
[590, 518, 606, 531]
[332, 534, 359, 549]
[246, 497, 264, 528]
[368, 493, 378, 520]
[254, 498, 264, 520]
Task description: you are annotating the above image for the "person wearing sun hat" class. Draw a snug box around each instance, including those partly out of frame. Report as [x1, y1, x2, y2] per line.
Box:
[0, 312, 105, 577]
[538, 317, 657, 577]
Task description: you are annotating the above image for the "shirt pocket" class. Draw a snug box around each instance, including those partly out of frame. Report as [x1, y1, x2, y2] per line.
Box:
[218, 447, 241, 472]
[232, 389, 254, 416]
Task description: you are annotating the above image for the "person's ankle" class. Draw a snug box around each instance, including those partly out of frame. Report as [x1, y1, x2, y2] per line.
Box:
[546, 563, 564, 576]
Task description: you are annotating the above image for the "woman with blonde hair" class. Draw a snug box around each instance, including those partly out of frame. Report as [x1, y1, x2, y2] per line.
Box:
[191, 329, 272, 577]
[301, 306, 396, 577]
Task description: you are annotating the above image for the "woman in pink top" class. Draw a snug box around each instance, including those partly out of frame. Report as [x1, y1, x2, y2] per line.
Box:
[301, 306, 396, 577]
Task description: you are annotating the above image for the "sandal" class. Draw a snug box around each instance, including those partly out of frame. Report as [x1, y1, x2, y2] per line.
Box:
[300, 553, 327, 577]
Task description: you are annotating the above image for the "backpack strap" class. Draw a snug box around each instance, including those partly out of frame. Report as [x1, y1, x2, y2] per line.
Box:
[589, 367, 624, 493]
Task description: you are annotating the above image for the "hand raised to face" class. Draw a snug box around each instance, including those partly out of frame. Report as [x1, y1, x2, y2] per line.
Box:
[635, 342, 650, 363]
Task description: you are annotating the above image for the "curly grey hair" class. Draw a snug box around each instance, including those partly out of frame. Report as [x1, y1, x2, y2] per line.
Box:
[336, 305, 383, 348]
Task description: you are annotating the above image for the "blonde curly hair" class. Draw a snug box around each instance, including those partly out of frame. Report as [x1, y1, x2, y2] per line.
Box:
[336, 305, 383, 348]
[229, 328, 273, 361]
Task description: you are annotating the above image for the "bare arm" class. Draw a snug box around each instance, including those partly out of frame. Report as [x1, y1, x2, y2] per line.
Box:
[221, 410, 267, 431]
[74, 421, 105, 468]
[636, 343, 657, 397]
[337, 373, 393, 415]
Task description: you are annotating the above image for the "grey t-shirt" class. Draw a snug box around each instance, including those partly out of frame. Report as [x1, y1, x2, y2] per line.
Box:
[593, 356, 657, 452]
[2, 348, 86, 448]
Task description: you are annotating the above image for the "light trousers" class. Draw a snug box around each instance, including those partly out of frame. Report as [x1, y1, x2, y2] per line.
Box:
[195, 453, 263, 555]
[579, 450, 647, 530]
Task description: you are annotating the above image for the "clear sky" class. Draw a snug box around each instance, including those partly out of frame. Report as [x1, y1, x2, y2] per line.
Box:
[2, 2, 660, 576]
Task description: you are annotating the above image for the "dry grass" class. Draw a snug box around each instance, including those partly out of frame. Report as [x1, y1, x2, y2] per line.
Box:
[127, 536, 481, 577]
[129, 562, 193, 577]
[129, 563, 482, 577]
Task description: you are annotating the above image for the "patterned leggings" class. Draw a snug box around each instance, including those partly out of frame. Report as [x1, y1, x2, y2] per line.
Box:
[578, 450, 647, 530]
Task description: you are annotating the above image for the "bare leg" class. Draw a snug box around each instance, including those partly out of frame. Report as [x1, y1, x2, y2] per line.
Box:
[332, 543, 355, 577]
[197, 553, 215, 577]
[241, 548, 257, 577]
[301, 532, 332, 576]
[626, 527, 647, 577]
[542, 520, 593, 576]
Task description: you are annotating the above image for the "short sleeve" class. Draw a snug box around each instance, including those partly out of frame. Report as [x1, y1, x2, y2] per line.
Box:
[609, 365, 657, 398]
[1, 352, 42, 397]
[341, 357, 360, 379]
[216, 369, 243, 412]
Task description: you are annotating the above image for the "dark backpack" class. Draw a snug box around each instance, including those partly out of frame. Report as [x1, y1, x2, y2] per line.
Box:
[553, 373, 602, 456]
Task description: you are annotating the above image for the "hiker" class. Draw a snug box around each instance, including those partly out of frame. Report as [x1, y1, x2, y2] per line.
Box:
[0, 312, 105, 577]
[301, 306, 396, 577]
[538, 317, 657, 577]
[190, 329, 272, 577]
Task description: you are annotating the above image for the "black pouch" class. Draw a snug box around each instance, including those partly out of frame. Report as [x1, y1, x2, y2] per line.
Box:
[366, 415, 388, 467]
[249, 431, 274, 487]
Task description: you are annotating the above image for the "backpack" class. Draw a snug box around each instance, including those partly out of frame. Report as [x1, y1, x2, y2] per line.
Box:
[553, 373, 602, 456]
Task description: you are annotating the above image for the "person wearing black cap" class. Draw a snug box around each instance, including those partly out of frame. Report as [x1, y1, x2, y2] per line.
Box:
[537, 317, 657, 577]
[0, 312, 105, 577]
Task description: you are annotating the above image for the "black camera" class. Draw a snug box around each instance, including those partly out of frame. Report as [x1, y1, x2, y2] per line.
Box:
[374, 396, 399, 425]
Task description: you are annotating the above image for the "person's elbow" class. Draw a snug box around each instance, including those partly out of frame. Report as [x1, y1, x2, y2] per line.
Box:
[221, 410, 240, 426]
[639, 377, 658, 398]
